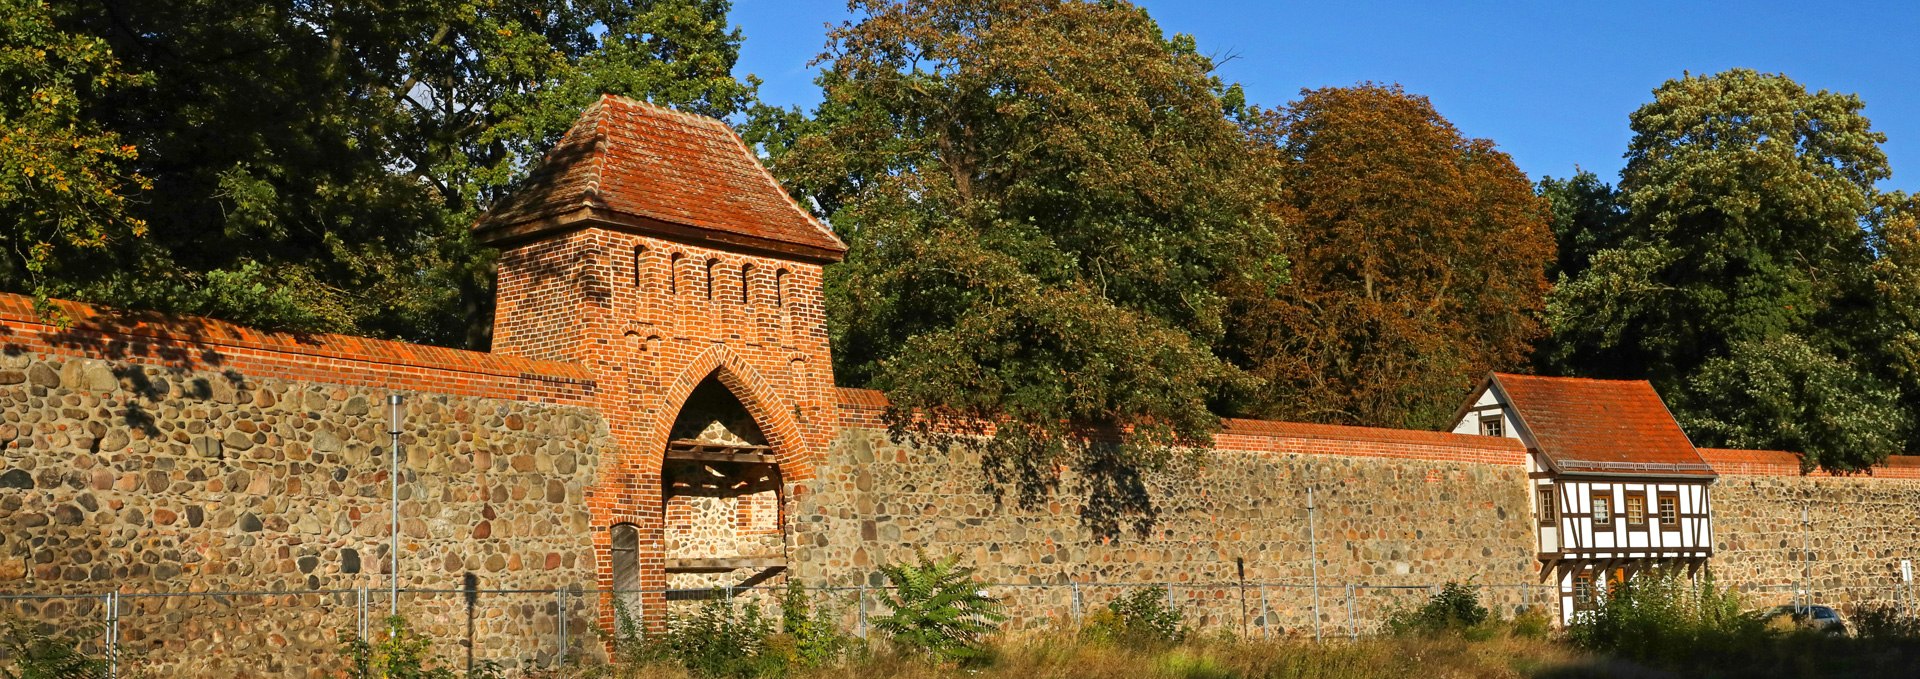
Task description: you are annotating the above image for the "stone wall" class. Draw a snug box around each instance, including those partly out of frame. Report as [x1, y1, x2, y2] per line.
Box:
[0, 298, 610, 677]
[787, 392, 1543, 633]
[1700, 449, 1920, 608]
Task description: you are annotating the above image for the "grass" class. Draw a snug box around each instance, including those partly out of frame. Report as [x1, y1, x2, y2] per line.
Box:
[544, 628, 1613, 679]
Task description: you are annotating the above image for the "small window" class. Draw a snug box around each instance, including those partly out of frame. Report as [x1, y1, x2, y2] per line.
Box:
[1625, 494, 1647, 526]
[741, 264, 755, 305]
[774, 269, 789, 307]
[633, 246, 646, 288]
[1572, 570, 1597, 610]
[1537, 487, 1556, 527]
[1591, 492, 1612, 527]
[1658, 492, 1680, 530]
[1480, 415, 1503, 437]
[704, 259, 719, 300]
[669, 253, 684, 294]
[610, 523, 641, 612]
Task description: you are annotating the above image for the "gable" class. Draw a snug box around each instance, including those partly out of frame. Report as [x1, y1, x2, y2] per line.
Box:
[1487, 373, 1714, 478]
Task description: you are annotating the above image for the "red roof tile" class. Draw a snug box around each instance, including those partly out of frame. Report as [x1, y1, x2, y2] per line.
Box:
[474, 95, 846, 262]
[1490, 373, 1715, 477]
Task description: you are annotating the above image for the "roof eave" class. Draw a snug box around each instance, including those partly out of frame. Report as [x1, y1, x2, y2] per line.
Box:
[473, 206, 847, 264]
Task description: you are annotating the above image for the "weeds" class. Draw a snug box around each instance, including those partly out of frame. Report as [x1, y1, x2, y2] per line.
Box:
[1384, 581, 1490, 636]
[1080, 586, 1187, 647]
[0, 617, 106, 679]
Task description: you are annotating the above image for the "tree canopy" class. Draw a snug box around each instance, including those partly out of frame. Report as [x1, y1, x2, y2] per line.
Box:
[32, 0, 758, 346]
[0, 0, 149, 318]
[1543, 69, 1913, 472]
[1227, 84, 1554, 429]
[769, 0, 1285, 537]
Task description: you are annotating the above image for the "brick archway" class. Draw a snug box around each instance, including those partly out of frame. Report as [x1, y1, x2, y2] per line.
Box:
[641, 344, 814, 482]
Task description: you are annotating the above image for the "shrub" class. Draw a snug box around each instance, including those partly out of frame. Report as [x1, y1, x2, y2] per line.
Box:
[1846, 602, 1920, 641]
[1508, 607, 1552, 640]
[872, 552, 1006, 664]
[1562, 569, 1757, 664]
[340, 616, 464, 679]
[1, 617, 106, 679]
[768, 582, 856, 669]
[653, 593, 779, 679]
[1385, 582, 1488, 636]
[1081, 586, 1186, 646]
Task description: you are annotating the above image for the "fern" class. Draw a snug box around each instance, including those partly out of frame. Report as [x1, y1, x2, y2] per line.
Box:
[871, 552, 1006, 663]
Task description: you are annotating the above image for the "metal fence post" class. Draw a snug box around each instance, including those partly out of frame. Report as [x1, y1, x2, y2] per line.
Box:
[1346, 584, 1356, 640]
[1259, 586, 1270, 639]
[856, 585, 868, 639]
[1165, 582, 1175, 613]
[1070, 582, 1082, 623]
[556, 589, 569, 663]
[103, 592, 119, 679]
[355, 587, 369, 640]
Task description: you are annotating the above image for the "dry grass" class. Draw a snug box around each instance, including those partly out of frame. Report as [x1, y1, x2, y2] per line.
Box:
[545, 629, 1644, 679]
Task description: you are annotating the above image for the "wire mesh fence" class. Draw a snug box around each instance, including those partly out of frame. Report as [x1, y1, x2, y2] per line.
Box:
[6, 578, 1916, 677]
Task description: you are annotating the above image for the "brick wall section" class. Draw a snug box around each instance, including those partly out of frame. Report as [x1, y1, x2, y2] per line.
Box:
[812, 389, 1538, 631]
[0, 294, 595, 404]
[489, 227, 840, 627]
[834, 388, 1528, 466]
[1699, 448, 1920, 607]
[1699, 448, 1920, 479]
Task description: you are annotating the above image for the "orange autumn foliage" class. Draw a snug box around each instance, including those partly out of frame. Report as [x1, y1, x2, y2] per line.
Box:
[1228, 84, 1554, 429]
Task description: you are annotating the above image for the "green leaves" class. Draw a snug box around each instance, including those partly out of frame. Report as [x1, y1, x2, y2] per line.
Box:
[31, 0, 757, 347]
[778, 0, 1281, 538]
[873, 552, 1006, 664]
[0, 0, 150, 313]
[1545, 69, 1919, 470]
[1681, 334, 1908, 473]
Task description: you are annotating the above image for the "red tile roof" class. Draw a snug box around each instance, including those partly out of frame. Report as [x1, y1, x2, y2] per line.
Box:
[1490, 373, 1715, 477]
[474, 95, 846, 262]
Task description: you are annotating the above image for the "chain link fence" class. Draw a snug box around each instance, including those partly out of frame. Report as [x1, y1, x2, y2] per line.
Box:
[6, 577, 1916, 677]
[3, 579, 1562, 677]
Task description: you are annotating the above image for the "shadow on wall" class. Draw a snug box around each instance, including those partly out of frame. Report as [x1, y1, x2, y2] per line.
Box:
[0, 305, 295, 439]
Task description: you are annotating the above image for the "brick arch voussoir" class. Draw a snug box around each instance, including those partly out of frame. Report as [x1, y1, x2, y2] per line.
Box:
[646, 344, 813, 481]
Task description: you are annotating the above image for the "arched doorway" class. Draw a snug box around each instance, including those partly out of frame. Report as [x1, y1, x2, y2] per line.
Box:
[660, 374, 787, 595]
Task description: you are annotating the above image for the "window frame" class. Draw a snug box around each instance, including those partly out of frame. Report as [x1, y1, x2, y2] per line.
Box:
[1537, 486, 1557, 527]
[1572, 570, 1597, 610]
[1625, 493, 1648, 527]
[1590, 490, 1613, 528]
[1657, 491, 1681, 531]
[1479, 415, 1504, 437]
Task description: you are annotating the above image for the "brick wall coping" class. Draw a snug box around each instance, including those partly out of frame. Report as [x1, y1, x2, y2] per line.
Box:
[834, 387, 1524, 465]
[0, 293, 596, 403]
[1699, 448, 1920, 480]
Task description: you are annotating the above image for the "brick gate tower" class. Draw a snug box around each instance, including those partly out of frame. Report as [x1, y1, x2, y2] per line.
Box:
[473, 95, 846, 624]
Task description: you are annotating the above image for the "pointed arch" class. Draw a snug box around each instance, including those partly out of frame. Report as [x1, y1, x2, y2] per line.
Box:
[646, 344, 812, 479]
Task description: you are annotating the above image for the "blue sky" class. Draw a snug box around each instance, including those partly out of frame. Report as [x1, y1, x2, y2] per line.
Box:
[731, 1, 1920, 192]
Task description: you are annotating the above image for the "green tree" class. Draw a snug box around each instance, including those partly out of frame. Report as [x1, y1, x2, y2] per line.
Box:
[1682, 334, 1908, 472]
[44, 0, 757, 347]
[771, 0, 1284, 537]
[1543, 70, 1908, 471]
[0, 0, 150, 317]
[1227, 84, 1553, 429]
[1537, 169, 1626, 281]
[1546, 69, 1886, 382]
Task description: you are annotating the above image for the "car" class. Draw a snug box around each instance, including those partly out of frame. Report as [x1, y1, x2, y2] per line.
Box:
[1759, 604, 1851, 636]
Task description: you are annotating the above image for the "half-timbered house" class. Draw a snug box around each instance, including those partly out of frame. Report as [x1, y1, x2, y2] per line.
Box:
[1451, 373, 1717, 622]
